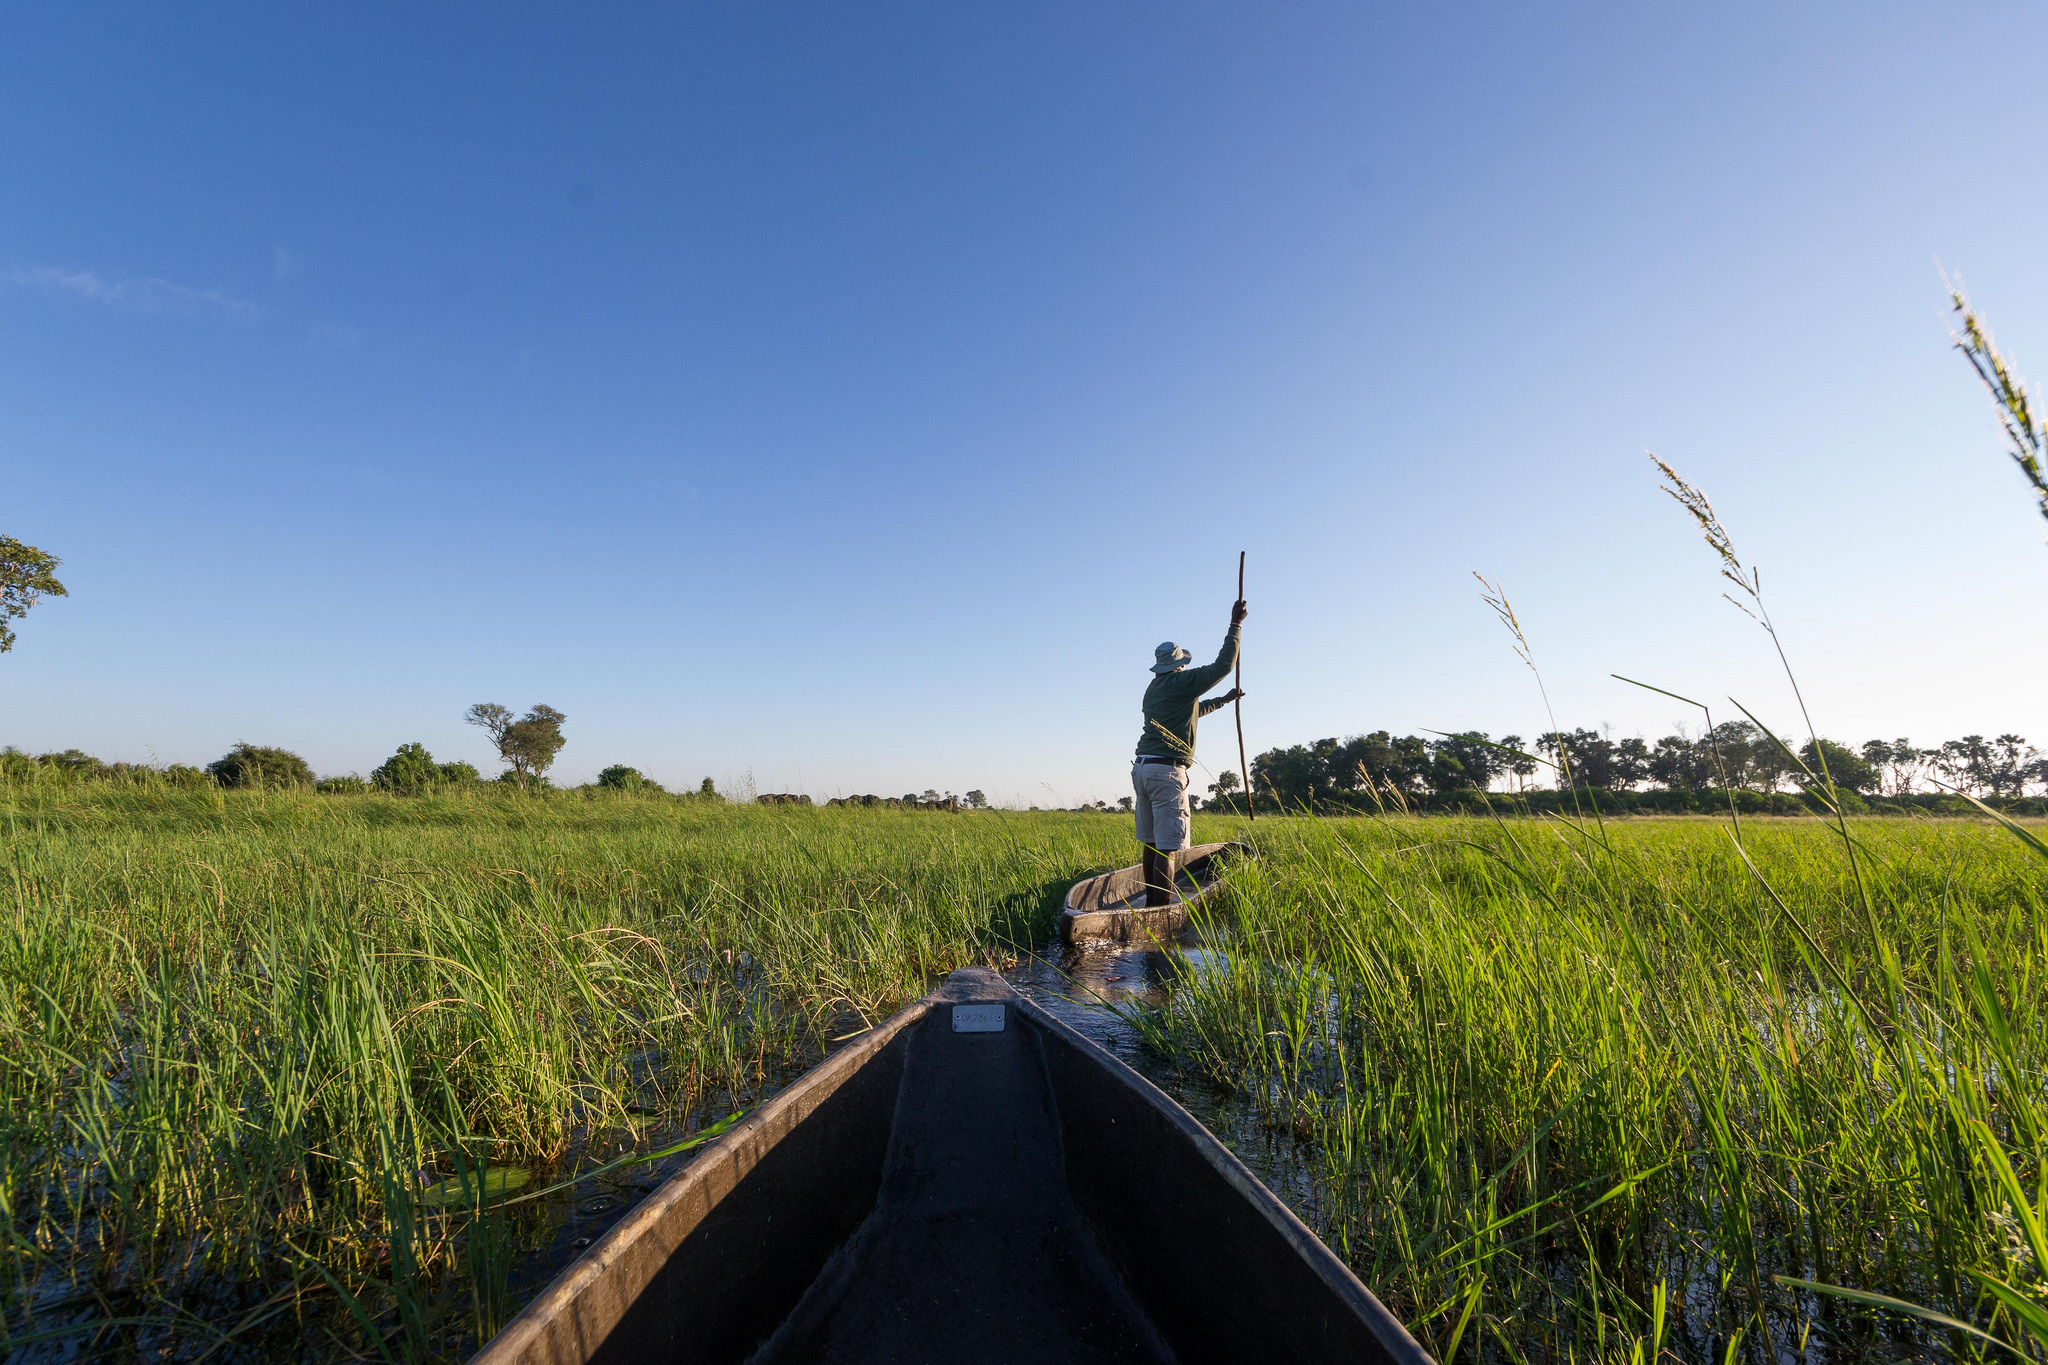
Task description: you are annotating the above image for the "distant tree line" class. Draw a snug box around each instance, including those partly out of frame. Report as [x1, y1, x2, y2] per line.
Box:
[0, 741, 721, 800]
[0, 701, 730, 800]
[1530, 727, 2045, 799]
[0, 747, 217, 788]
[1223, 725, 2048, 815]
[1239, 731, 1533, 809]
[1059, 796, 1136, 815]
[822, 790, 988, 811]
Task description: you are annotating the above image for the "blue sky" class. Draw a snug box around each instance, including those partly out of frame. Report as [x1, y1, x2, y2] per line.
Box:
[5, 2, 2047, 804]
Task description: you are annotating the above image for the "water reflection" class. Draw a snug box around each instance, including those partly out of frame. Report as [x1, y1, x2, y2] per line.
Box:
[1003, 943, 1188, 1051]
[1001, 936, 1322, 1218]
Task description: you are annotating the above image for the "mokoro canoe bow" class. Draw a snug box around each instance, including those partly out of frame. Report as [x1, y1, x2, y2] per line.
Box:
[473, 968, 1432, 1365]
[1060, 841, 1246, 946]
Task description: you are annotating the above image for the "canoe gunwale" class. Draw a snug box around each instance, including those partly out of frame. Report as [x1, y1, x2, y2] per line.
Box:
[470, 959, 1434, 1365]
[1010, 992, 1433, 1365]
[469, 997, 932, 1365]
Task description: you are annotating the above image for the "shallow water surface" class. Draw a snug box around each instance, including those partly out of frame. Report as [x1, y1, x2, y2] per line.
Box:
[1001, 940, 1324, 1219]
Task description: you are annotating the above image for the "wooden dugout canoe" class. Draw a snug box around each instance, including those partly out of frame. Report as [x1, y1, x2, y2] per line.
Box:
[473, 968, 1431, 1365]
[1058, 842, 1245, 946]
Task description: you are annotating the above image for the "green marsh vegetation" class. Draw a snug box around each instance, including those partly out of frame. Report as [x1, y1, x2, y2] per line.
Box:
[12, 694, 2048, 1358]
[5, 778, 2045, 1362]
[0, 784, 1130, 1359]
[1145, 813, 2047, 1361]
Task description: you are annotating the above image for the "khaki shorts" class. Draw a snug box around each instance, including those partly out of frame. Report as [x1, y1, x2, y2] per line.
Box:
[1131, 761, 1191, 851]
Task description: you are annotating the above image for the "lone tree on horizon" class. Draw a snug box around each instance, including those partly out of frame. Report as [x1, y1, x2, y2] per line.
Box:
[466, 702, 568, 785]
[0, 536, 67, 654]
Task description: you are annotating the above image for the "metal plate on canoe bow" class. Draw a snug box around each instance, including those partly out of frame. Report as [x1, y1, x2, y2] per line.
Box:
[951, 1003, 1006, 1032]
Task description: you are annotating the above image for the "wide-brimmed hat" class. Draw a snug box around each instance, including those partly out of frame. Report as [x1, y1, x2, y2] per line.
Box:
[1151, 641, 1192, 674]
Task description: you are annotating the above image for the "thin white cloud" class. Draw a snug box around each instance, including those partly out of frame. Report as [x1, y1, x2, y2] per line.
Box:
[12, 266, 259, 321]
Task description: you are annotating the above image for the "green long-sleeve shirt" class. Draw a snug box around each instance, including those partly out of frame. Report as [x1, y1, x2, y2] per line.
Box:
[1135, 624, 1241, 762]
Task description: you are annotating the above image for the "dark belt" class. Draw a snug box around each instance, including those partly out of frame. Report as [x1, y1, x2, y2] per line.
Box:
[1133, 756, 1187, 768]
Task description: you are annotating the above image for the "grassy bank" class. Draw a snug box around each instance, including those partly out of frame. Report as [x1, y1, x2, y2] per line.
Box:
[1139, 813, 2048, 1361]
[0, 787, 1136, 1359]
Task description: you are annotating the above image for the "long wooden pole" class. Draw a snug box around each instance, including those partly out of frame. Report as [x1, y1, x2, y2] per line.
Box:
[1234, 551, 1253, 823]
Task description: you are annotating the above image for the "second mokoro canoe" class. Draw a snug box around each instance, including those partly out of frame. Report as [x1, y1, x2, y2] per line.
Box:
[472, 966, 1431, 1365]
[1059, 841, 1245, 946]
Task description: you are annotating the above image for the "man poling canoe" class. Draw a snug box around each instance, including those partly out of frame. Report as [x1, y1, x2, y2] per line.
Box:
[1133, 596, 1247, 907]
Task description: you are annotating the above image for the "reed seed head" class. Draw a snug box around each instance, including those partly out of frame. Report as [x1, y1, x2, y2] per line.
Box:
[1649, 454, 1762, 622]
[1947, 277, 2048, 530]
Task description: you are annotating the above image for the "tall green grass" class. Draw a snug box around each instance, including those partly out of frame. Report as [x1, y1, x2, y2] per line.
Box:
[0, 785, 1132, 1359]
[1139, 813, 2048, 1361]
[11, 778, 2043, 1361]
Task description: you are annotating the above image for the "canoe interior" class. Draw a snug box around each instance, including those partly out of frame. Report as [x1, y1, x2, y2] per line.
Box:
[475, 968, 1430, 1365]
[1059, 841, 1244, 945]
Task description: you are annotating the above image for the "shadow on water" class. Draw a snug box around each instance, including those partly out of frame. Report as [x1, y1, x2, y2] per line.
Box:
[994, 874, 1084, 947]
